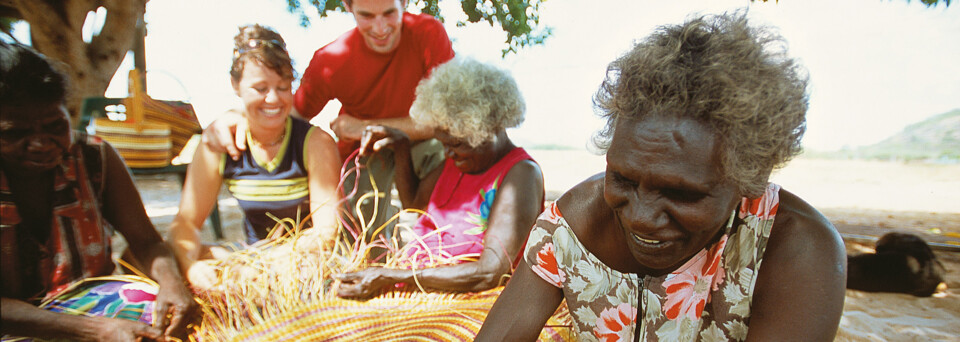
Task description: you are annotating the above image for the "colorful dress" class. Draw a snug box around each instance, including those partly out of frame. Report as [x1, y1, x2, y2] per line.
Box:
[404, 147, 540, 267]
[220, 117, 318, 243]
[1, 134, 114, 300]
[0, 135, 160, 341]
[525, 183, 782, 341]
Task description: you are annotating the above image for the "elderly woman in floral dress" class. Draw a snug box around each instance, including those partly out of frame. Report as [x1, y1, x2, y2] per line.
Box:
[477, 12, 846, 341]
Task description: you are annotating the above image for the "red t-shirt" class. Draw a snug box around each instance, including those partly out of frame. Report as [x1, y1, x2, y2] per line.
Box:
[294, 12, 455, 159]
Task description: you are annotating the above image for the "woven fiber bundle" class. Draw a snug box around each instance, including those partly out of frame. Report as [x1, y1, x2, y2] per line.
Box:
[191, 152, 573, 341]
[222, 288, 572, 342]
[191, 217, 574, 341]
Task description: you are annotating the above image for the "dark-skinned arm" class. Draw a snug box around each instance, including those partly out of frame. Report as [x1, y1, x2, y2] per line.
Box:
[745, 188, 846, 341]
[99, 143, 198, 338]
[332, 114, 435, 143]
[358, 125, 439, 210]
[1, 297, 166, 341]
[475, 259, 564, 341]
[336, 160, 544, 296]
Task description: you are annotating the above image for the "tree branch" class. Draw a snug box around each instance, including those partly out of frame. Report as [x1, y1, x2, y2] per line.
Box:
[88, 0, 144, 85]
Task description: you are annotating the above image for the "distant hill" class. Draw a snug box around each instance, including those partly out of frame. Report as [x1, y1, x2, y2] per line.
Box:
[824, 109, 960, 162]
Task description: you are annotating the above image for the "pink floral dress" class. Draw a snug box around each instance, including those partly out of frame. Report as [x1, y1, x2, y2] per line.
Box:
[525, 183, 782, 341]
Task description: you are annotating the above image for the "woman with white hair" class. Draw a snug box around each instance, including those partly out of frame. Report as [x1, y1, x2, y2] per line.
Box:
[335, 57, 545, 296]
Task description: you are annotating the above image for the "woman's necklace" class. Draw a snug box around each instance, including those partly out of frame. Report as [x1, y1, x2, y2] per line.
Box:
[249, 130, 285, 149]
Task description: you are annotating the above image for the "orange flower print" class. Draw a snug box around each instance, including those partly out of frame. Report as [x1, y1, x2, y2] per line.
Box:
[530, 242, 565, 287]
[541, 202, 563, 224]
[662, 235, 728, 321]
[739, 183, 781, 220]
[593, 303, 637, 342]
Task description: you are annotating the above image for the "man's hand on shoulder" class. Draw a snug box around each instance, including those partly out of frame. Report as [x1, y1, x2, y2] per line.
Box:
[201, 109, 246, 160]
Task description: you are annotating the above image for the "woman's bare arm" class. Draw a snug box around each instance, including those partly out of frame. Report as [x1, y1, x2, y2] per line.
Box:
[304, 127, 342, 245]
[336, 160, 544, 295]
[166, 142, 224, 275]
[1, 297, 164, 341]
[475, 260, 563, 341]
[745, 188, 846, 341]
[358, 125, 440, 210]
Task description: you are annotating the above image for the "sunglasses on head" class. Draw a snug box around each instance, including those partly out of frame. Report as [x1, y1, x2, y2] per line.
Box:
[236, 39, 286, 55]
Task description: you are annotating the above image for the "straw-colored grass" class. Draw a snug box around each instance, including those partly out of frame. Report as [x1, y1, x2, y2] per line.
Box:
[189, 152, 572, 341]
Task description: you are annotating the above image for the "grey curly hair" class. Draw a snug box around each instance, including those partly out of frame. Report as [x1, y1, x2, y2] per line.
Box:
[593, 11, 809, 197]
[410, 57, 525, 147]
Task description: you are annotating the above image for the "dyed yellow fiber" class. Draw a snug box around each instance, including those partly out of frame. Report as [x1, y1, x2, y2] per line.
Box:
[190, 154, 573, 341]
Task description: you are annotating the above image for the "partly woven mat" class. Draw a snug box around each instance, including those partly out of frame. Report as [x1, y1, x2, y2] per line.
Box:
[192, 153, 573, 341]
[203, 287, 571, 342]
[191, 229, 574, 341]
[1, 275, 159, 342]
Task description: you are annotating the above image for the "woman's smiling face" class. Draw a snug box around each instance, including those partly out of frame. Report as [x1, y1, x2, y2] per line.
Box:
[603, 116, 742, 275]
[232, 59, 293, 130]
[0, 102, 73, 172]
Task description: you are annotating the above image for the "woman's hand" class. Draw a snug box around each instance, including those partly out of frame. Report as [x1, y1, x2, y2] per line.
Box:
[2, 298, 169, 342]
[89, 315, 165, 342]
[335, 267, 403, 298]
[359, 125, 411, 157]
[186, 260, 219, 291]
[153, 280, 199, 339]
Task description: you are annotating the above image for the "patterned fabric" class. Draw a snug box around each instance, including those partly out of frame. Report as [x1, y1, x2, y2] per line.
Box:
[404, 148, 539, 267]
[1, 275, 158, 342]
[221, 117, 316, 243]
[200, 287, 572, 342]
[524, 183, 782, 341]
[0, 134, 114, 300]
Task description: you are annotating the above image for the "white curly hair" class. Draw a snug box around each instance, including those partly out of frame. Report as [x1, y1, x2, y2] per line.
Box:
[410, 57, 525, 147]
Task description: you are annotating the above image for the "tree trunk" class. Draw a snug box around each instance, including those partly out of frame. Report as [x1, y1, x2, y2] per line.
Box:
[11, 0, 145, 126]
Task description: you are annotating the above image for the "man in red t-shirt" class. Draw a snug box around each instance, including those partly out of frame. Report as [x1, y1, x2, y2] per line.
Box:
[204, 0, 454, 251]
[298, 0, 453, 160]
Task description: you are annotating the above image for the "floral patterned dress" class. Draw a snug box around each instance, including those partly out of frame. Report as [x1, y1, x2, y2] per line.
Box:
[525, 183, 782, 341]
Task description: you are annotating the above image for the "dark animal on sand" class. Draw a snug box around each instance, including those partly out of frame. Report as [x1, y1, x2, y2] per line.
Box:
[847, 232, 945, 297]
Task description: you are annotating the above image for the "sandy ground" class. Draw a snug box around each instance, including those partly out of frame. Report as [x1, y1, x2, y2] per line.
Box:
[130, 151, 960, 341]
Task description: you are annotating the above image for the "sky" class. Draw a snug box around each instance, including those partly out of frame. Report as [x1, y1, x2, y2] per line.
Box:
[11, 0, 960, 152]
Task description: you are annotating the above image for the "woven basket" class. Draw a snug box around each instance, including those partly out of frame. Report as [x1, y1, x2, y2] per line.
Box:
[93, 118, 171, 168]
[122, 86, 200, 156]
[90, 70, 200, 168]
